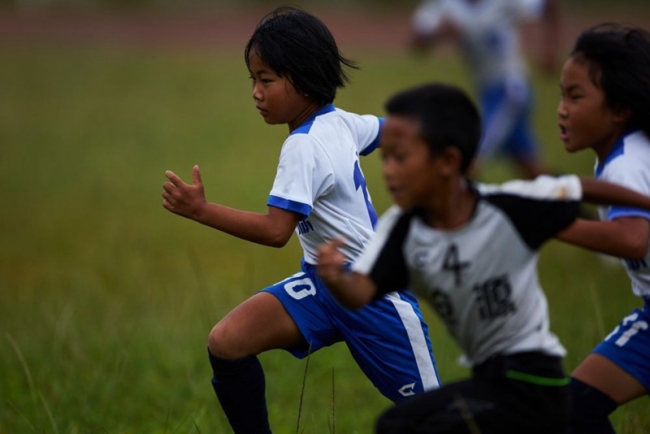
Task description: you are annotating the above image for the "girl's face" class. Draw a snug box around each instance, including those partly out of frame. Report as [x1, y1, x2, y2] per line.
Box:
[248, 51, 318, 132]
[558, 56, 628, 159]
[380, 116, 441, 209]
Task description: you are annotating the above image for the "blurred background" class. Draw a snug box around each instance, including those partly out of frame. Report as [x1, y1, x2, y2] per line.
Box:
[2, 1, 650, 433]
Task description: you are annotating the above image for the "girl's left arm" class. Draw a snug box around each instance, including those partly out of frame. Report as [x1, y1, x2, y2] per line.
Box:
[556, 177, 650, 259]
[556, 217, 650, 260]
[580, 177, 650, 209]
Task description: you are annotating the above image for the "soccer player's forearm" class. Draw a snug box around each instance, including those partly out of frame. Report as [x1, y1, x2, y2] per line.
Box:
[193, 203, 291, 247]
[326, 273, 376, 310]
[580, 178, 650, 210]
[557, 218, 648, 260]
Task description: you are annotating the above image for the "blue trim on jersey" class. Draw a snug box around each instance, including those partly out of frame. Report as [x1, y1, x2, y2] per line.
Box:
[267, 195, 312, 217]
[290, 104, 336, 136]
[608, 207, 650, 221]
[595, 129, 639, 178]
[360, 117, 385, 156]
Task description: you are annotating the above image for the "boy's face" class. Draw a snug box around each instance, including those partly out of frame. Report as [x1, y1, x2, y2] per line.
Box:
[558, 56, 626, 157]
[248, 51, 315, 131]
[380, 115, 441, 209]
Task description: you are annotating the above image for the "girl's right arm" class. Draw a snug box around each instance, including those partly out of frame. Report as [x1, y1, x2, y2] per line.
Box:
[162, 166, 300, 248]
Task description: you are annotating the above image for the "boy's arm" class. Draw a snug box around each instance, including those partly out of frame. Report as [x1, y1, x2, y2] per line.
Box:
[162, 166, 300, 248]
[316, 239, 376, 309]
[555, 177, 650, 259]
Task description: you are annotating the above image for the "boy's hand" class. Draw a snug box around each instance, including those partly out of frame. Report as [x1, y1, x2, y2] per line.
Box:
[162, 165, 206, 220]
[316, 238, 347, 287]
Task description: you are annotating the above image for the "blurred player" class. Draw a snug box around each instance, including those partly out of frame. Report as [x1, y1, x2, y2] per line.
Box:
[555, 23, 650, 433]
[409, 0, 560, 180]
[316, 82, 650, 433]
[162, 7, 439, 433]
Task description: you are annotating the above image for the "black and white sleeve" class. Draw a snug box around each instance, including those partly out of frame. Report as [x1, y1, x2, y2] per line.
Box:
[480, 175, 582, 250]
[352, 206, 413, 299]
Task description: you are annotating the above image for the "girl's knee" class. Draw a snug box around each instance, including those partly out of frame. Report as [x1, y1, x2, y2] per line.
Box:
[208, 322, 246, 359]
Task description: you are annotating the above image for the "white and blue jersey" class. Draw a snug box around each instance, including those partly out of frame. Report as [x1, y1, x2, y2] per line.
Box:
[267, 104, 380, 264]
[263, 104, 441, 402]
[412, 0, 546, 159]
[592, 129, 650, 390]
[594, 130, 650, 298]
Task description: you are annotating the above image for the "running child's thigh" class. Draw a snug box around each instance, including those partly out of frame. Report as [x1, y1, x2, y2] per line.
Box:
[262, 271, 343, 358]
[334, 290, 440, 402]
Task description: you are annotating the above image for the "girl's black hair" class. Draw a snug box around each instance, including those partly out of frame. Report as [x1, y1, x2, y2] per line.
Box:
[571, 23, 650, 137]
[245, 6, 358, 106]
[385, 83, 481, 174]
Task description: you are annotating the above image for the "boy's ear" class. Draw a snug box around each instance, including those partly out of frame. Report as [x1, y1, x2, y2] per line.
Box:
[612, 105, 632, 124]
[437, 146, 463, 176]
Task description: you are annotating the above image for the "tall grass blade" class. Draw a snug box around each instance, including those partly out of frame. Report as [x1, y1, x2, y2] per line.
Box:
[331, 369, 336, 434]
[296, 342, 312, 434]
[6, 333, 38, 409]
[453, 392, 481, 434]
[6, 399, 37, 432]
[587, 280, 606, 337]
[38, 391, 59, 434]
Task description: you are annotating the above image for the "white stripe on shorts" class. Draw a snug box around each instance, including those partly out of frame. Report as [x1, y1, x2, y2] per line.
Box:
[387, 292, 441, 391]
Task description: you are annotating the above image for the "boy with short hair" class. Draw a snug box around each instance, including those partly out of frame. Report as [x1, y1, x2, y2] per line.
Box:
[317, 82, 650, 433]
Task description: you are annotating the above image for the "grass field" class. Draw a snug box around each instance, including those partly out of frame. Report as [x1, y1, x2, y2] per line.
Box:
[1, 38, 649, 433]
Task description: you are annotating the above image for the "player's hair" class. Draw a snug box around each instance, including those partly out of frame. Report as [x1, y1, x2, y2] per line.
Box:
[385, 83, 481, 173]
[570, 23, 650, 138]
[244, 6, 358, 106]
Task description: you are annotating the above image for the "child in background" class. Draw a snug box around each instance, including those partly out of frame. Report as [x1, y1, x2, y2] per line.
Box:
[555, 23, 650, 433]
[162, 7, 439, 433]
[316, 82, 650, 433]
[409, 0, 560, 180]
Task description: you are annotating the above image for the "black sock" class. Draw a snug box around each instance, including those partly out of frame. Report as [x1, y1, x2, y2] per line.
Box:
[208, 348, 271, 434]
[569, 377, 617, 434]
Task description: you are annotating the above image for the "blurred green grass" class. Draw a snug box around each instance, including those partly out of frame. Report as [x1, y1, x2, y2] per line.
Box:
[1, 44, 648, 433]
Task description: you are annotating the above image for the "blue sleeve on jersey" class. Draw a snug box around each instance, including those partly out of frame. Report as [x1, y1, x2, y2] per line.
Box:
[267, 195, 312, 218]
[360, 117, 385, 156]
[609, 206, 650, 221]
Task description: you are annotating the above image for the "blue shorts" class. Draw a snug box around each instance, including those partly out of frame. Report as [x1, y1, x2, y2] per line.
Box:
[478, 80, 539, 161]
[593, 296, 650, 391]
[262, 260, 441, 402]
